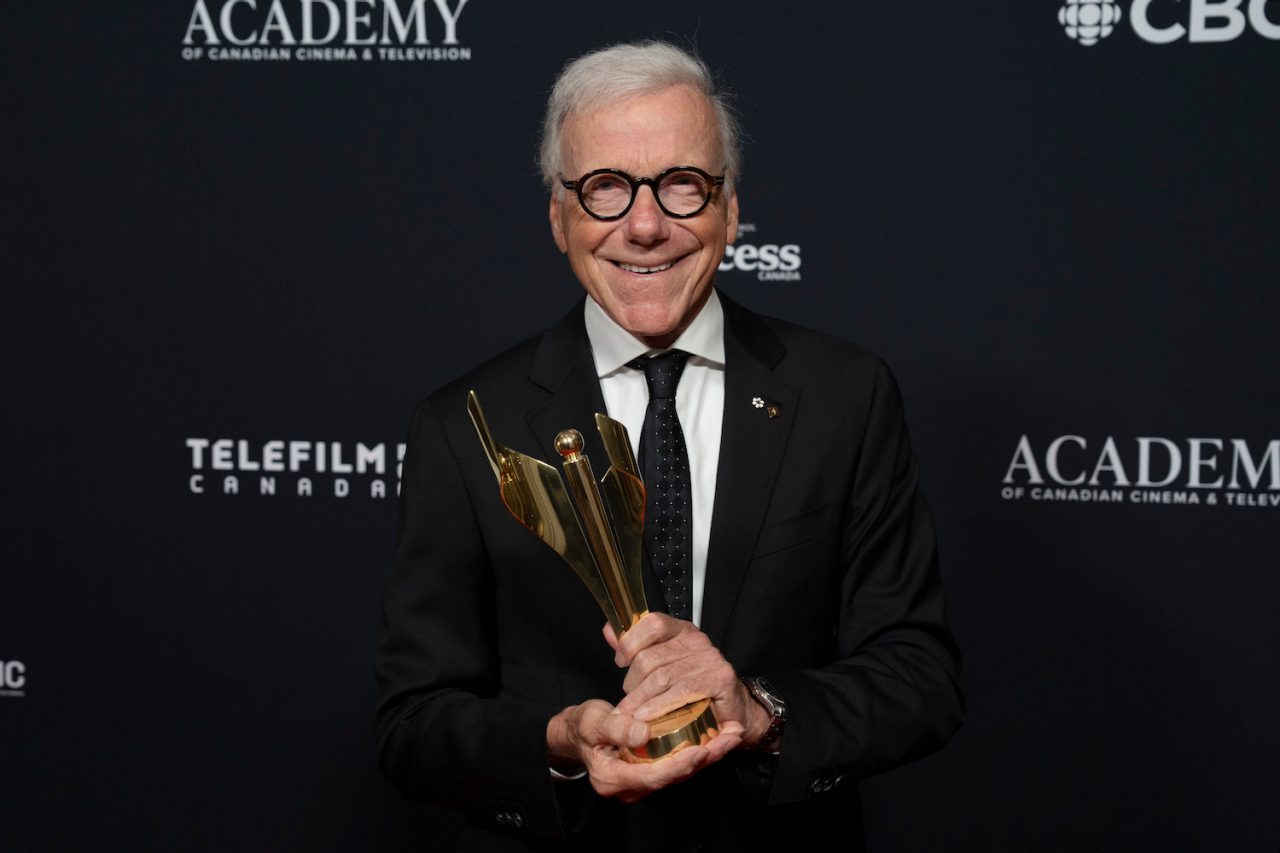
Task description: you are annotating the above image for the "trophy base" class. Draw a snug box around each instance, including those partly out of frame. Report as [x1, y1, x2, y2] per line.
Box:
[621, 698, 720, 763]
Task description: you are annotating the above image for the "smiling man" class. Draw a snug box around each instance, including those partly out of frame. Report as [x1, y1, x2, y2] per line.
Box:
[377, 41, 963, 851]
[548, 82, 737, 350]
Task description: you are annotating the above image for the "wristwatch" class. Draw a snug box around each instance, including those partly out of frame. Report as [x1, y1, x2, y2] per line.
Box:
[742, 676, 786, 753]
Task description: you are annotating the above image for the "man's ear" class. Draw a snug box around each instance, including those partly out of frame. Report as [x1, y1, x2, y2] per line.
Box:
[549, 192, 568, 253]
[724, 187, 740, 245]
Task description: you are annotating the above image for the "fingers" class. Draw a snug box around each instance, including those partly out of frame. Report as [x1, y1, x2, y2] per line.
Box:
[617, 656, 719, 720]
[702, 720, 745, 762]
[623, 628, 713, 689]
[614, 618, 716, 717]
[613, 612, 688, 667]
[625, 628, 712, 683]
[589, 743, 711, 803]
[598, 714, 650, 751]
[610, 616, 751, 740]
[618, 646, 742, 723]
[562, 690, 745, 804]
[575, 701, 649, 750]
[587, 722, 747, 802]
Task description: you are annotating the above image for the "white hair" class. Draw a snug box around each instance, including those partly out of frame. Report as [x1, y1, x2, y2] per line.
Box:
[538, 41, 742, 192]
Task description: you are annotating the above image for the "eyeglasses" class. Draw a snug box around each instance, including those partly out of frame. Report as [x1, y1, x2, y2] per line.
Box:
[559, 166, 726, 221]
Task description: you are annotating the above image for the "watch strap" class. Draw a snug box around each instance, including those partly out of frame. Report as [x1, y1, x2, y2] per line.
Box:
[742, 676, 785, 753]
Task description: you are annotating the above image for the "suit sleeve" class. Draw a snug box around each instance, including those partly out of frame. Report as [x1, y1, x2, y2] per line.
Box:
[374, 399, 577, 838]
[760, 360, 964, 804]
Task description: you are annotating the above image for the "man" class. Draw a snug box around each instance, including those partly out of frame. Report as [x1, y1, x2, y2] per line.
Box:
[376, 41, 962, 851]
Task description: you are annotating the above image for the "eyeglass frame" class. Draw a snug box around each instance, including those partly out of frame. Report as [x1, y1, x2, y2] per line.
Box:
[558, 165, 727, 222]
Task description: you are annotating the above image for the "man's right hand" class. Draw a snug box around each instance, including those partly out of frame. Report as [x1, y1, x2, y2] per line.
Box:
[546, 700, 743, 803]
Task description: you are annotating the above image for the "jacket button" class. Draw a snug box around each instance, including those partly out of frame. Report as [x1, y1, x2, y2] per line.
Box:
[811, 779, 825, 794]
[512, 813, 524, 829]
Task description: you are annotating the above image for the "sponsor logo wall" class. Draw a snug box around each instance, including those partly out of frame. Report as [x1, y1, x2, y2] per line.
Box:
[9, 1, 1277, 851]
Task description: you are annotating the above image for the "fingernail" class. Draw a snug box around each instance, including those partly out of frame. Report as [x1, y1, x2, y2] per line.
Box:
[629, 722, 647, 745]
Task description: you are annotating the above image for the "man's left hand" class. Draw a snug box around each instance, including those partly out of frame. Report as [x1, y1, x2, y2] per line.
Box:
[606, 614, 772, 747]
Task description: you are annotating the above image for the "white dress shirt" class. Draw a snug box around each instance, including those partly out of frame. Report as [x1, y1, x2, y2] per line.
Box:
[583, 290, 725, 628]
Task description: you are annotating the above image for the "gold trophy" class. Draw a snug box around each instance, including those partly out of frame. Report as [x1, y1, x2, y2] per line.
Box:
[467, 391, 719, 762]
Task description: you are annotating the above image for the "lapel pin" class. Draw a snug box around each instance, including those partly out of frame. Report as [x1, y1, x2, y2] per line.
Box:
[751, 397, 781, 418]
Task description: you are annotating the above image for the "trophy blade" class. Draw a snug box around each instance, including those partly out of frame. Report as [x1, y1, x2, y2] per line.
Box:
[467, 391, 625, 634]
[467, 391, 504, 480]
[595, 413, 640, 478]
[595, 414, 647, 619]
[599, 469, 646, 616]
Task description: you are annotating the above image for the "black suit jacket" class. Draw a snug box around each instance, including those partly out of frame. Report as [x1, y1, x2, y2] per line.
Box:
[376, 293, 963, 852]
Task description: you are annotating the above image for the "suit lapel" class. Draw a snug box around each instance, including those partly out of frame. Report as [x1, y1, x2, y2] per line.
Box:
[524, 301, 610, 463]
[700, 294, 798, 648]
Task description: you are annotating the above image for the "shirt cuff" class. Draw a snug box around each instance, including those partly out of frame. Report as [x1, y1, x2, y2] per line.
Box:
[548, 765, 588, 782]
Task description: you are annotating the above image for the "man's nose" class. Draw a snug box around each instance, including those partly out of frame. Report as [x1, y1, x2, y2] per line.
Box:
[624, 184, 669, 242]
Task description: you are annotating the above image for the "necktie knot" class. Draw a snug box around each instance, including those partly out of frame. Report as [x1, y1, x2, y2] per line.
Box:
[630, 350, 691, 401]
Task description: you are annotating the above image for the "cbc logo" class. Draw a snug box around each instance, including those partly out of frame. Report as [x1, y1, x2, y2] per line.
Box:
[1059, 0, 1123, 45]
[0, 659, 26, 692]
[1061, 0, 1280, 45]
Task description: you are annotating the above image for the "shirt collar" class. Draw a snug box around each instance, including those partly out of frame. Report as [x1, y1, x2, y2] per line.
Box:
[584, 289, 726, 378]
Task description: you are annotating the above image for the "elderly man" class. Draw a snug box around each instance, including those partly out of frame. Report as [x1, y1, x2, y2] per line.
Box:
[376, 41, 962, 851]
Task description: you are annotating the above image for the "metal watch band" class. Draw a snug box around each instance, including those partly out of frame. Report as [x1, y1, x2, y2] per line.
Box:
[743, 676, 786, 752]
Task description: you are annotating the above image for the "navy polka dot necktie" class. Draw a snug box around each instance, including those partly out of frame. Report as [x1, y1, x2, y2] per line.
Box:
[630, 350, 693, 621]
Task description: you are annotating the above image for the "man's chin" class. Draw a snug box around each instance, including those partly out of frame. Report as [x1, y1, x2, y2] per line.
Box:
[619, 313, 690, 347]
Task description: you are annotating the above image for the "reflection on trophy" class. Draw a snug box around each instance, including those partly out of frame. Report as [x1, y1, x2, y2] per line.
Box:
[467, 391, 719, 762]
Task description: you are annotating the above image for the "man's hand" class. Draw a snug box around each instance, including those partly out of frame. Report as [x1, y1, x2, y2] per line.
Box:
[545, 700, 744, 802]
[607, 614, 774, 748]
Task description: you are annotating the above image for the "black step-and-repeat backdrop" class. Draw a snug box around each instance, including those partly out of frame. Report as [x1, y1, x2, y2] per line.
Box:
[6, 1, 1277, 850]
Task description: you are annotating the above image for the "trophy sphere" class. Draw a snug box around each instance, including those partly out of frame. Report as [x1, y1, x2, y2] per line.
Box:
[554, 429, 584, 457]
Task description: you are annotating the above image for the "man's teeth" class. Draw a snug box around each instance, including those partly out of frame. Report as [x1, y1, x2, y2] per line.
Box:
[617, 261, 674, 274]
